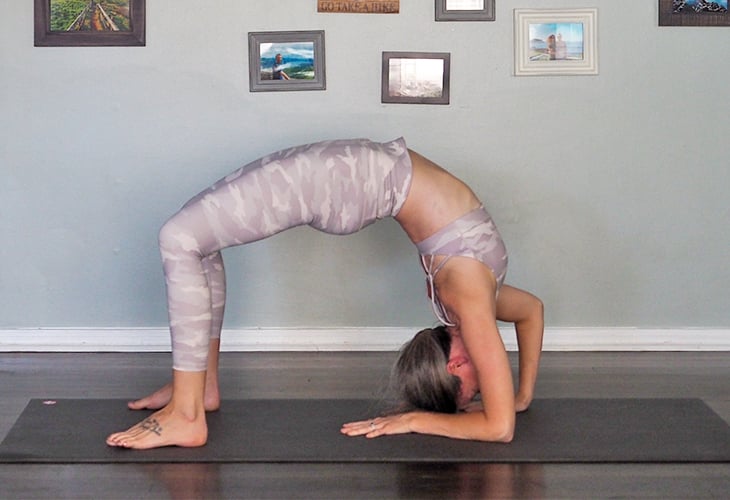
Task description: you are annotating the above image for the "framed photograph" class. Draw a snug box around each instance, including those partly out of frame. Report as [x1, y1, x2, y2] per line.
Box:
[513, 8, 598, 76]
[248, 31, 326, 92]
[435, 0, 495, 21]
[381, 51, 450, 105]
[34, 0, 145, 47]
[659, 0, 730, 27]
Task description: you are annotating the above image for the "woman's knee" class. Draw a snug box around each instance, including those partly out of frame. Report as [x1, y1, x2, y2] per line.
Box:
[158, 217, 179, 249]
[158, 215, 201, 256]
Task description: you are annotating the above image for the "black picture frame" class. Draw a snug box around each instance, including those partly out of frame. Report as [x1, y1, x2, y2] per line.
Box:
[659, 0, 730, 26]
[435, 0, 495, 22]
[248, 30, 326, 92]
[381, 51, 451, 105]
[34, 0, 146, 47]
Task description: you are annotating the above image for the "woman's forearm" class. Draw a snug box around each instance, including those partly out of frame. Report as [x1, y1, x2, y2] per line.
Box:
[514, 302, 544, 409]
[410, 410, 515, 443]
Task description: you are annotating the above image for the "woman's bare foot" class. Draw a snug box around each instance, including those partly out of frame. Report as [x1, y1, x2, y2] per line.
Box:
[106, 404, 208, 449]
[127, 382, 220, 412]
[109, 369, 209, 449]
[129, 339, 223, 412]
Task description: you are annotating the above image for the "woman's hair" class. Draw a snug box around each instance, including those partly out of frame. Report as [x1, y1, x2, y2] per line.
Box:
[391, 325, 461, 414]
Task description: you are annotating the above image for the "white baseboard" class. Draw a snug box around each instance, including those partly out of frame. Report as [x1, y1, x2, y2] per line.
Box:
[0, 327, 728, 352]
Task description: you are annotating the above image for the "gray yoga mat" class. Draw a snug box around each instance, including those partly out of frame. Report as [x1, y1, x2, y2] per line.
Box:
[1, 398, 729, 463]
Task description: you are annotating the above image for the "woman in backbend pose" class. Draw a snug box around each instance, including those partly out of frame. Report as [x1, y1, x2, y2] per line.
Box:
[106, 137, 544, 449]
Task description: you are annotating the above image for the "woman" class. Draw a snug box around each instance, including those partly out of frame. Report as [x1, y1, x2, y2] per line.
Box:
[106, 137, 543, 449]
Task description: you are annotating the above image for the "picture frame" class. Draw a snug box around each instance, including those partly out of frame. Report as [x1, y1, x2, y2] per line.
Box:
[381, 51, 451, 105]
[658, 0, 730, 27]
[513, 8, 598, 76]
[248, 31, 326, 92]
[34, 0, 145, 47]
[435, 0, 495, 22]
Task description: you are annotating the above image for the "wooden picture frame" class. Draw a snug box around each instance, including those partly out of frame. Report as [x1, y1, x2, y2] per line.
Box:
[317, 0, 399, 13]
[513, 8, 598, 76]
[381, 51, 450, 105]
[34, 0, 146, 47]
[248, 31, 326, 92]
[659, 0, 730, 27]
[435, 0, 495, 22]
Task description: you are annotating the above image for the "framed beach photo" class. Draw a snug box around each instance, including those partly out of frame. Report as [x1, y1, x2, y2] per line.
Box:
[659, 0, 730, 26]
[248, 31, 326, 92]
[34, 0, 145, 47]
[381, 52, 451, 105]
[513, 8, 598, 76]
[435, 0, 495, 22]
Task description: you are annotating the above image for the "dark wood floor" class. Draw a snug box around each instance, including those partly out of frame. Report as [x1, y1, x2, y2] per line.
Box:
[1, 351, 728, 499]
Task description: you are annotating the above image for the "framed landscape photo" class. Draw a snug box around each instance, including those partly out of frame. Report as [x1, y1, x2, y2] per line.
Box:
[659, 0, 730, 26]
[381, 51, 450, 105]
[34, 0, 145, 47]
[248, 31, 326, 92]
[435, 0, 495, 21]
[513, 8, 598, 76]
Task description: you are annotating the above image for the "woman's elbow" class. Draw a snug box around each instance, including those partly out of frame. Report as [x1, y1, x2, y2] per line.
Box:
[479, 416, 514, 443]
[527, 294, 544, 324]
[494, 422, 515, 443]
[497, 429, 514, 443]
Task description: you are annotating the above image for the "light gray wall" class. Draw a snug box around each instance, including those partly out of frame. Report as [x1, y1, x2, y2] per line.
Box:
[1, 1, 728, 331]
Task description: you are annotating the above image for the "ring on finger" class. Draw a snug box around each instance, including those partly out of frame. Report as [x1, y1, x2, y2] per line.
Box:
[369, 421, 376, 430]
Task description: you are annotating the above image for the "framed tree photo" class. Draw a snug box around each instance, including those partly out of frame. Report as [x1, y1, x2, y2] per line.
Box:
[34, 0, 146, 47]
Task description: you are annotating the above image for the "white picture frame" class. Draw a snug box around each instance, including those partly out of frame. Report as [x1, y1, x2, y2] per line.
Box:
[513, 8, 598, 76]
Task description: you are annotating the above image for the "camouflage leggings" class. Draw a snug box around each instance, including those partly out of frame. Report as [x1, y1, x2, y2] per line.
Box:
[158, 138, 412, 370]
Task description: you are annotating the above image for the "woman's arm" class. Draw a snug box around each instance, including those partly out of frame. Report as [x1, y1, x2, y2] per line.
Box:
[341, 407, 512, 442]
[448, 263, 516, 441]
[342, 259, 516, 442]
[496, 285, 544, 411]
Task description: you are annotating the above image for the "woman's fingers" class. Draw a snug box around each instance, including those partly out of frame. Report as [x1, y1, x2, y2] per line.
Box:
[341, 418, 381, 437]
[341, 414, 414, 438]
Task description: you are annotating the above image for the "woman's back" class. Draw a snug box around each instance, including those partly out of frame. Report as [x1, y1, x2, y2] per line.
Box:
[395, 150, 482, 244]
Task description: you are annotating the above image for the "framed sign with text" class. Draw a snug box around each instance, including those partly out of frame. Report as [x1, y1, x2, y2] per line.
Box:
[317, 1, 399, 14]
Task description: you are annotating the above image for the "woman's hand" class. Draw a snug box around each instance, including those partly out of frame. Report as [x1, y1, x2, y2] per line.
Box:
[340, 413, 417, 438]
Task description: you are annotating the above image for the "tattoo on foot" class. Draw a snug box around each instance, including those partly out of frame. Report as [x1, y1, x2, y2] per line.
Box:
[140, 418, 163, 436]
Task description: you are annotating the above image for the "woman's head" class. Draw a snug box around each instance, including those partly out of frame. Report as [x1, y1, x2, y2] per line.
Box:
[392, 326, 463, 413]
